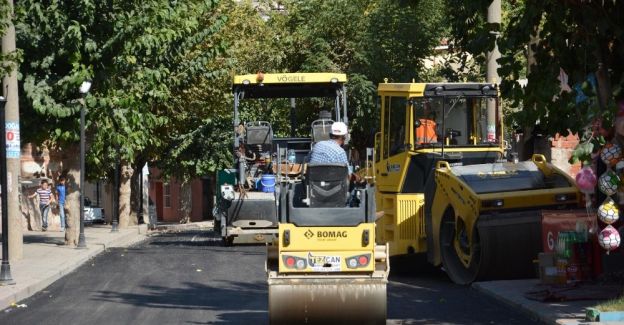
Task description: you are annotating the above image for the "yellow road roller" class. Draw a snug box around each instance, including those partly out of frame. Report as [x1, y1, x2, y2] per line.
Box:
[267, 162, 389, 324]
[368, 81, 580, 284]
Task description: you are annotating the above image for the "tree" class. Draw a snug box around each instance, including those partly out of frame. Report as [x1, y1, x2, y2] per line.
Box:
[156, 0, 282, 183]
[88, 0, 228, 227]
[270, 0, 446, 149]
[17, 0, 107, 245]
[16, 0, 228, 238]
[446, 0, 624, 145]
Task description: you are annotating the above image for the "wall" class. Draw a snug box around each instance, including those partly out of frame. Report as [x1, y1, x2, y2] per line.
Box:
[148, 168, 212, 223]
[550, 132, 581, 177]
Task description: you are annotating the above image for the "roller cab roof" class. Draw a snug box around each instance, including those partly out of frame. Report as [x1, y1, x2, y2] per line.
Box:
[378, 82, 498, 98]
[233, 73, 347, 99]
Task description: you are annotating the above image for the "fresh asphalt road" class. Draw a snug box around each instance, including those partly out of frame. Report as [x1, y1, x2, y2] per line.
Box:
[0, 230, 540, 324]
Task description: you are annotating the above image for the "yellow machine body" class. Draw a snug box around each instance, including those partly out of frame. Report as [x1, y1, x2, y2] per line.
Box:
[267, 220, 388, 324]
[260, 74, 387, 323]
[218, 72, 349, 245]
[370, 82, 581, 284]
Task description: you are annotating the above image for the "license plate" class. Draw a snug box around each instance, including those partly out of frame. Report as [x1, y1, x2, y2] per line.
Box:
[308, 253, 341, 272]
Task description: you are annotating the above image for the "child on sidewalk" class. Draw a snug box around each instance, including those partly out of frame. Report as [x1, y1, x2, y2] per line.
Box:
[55, 176, 67, 231]
[29, 179, 55, 231]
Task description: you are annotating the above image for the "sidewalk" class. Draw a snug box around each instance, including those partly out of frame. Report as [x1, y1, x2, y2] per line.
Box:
[473, 279, 605, 325]
[0, 224, 148, 310]
[152, 220, 213, 232]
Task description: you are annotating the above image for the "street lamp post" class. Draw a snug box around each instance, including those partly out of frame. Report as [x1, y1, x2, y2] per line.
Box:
[111, 149, 119, 233]
[77, 81, 91, 249]
[0, 96, 14, 285]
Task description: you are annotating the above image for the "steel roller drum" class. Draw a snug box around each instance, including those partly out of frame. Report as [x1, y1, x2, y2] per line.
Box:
[441, 211, 543, 285]
[268, 277, 386, 324]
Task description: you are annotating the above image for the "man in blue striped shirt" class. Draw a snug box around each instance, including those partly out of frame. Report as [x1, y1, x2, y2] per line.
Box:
[310, 122, 349, 165]
[29, 179, 54, 231]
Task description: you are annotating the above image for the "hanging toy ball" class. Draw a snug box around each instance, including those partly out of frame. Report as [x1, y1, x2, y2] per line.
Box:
[598, 197, 620, 224]
[599, 170, 620, 196]
[601, 143, 623, 167]
[616, 158, 624, 173]
[598, 225, 621, 253]
[576, 166, 597, 194]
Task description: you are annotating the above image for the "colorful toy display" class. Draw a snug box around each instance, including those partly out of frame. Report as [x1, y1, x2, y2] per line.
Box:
[576, 166, 597, 194]
[600, 143, 623, 166]
[598, 170, 620, 196]
[598, 198, 620, 225]
[598, 225, 621, 253]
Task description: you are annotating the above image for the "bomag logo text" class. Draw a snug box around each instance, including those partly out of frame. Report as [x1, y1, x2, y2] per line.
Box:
[277, 75, 305, 82]
[317, 231, 348, 238]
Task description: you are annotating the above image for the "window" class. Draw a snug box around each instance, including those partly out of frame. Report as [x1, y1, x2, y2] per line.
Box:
[411, 96, 498, 146]
[163, 183, 171, 208]
[388, 97, 407, 156]
[382, 97, 390, 160]
[374, 132, 381, 163]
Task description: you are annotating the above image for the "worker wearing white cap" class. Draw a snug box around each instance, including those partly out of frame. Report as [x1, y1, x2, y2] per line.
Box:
[309, 122, 349, 165]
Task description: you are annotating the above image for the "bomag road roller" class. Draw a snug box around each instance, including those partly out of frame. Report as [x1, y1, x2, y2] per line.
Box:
[265, 81, 388, 324]
[368, 81, 580, 284]
[214, 72, 349, 245]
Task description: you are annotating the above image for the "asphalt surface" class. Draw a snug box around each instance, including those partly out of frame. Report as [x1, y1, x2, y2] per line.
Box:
[0, 230, 540, 324]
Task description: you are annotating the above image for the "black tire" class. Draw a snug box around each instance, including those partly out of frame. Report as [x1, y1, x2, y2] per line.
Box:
[439, 211, 481, 285]
[222, 236, 234, 247]
[213, 219, 221, 233]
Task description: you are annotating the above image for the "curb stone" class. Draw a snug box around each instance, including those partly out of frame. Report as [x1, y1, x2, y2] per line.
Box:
[472, 282, 555, 324]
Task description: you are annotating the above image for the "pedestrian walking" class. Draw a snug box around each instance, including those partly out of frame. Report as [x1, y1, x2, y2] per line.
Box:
[55, 176, 67, 231]
[29, 179, 54, 231]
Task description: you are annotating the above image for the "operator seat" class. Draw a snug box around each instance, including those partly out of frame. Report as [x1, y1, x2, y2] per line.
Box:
[245, 121, 272, 155]
[311, 119, 334, 144]
[307, 163, 349, 208]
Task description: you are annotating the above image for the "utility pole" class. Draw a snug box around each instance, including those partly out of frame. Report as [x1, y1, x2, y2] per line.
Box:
[486, 0, 501, 143]
[2, 0, 22, 261]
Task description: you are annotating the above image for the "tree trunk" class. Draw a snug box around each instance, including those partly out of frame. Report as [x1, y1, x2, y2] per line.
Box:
[130, 166, 140, 224]
[118, 161, 136, 228]
[130, 159, 146, 224]
[595, 60, 612, 111]
[180, 180, 192, 223]
[63, 145, 80, 246]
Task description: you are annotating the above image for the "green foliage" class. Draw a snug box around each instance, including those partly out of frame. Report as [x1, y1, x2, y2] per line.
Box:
[266, 0, 446, 149]
[15, 0, 450, 180]
[447, 0, 624, 139]
[16, 0, 228, 180]
[0, 0, 18, 77]
[155, 0, 282, 180]
[366, 0, 446, 83]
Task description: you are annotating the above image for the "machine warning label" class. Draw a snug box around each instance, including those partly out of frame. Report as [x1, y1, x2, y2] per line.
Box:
[307, 253, 341, 272]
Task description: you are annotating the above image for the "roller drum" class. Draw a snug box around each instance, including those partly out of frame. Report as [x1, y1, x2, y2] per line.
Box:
[441, 211, 542, 284]
[476, 212, 542, 280]
[268, 277, 386, 325]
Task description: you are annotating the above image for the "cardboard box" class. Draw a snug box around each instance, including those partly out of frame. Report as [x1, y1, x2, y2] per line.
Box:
[540, 266, 559, 284]
[539, 252, 556, 267]
[538, 252, 558, 284]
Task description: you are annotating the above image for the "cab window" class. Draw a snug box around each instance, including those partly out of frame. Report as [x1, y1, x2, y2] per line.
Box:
[411, 97, 498, 146]
[388, 97, 407, 156]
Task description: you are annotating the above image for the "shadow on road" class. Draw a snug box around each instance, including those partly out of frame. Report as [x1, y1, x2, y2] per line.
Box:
[93, 281, 268, 324]
[22, 234, 65, 245]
